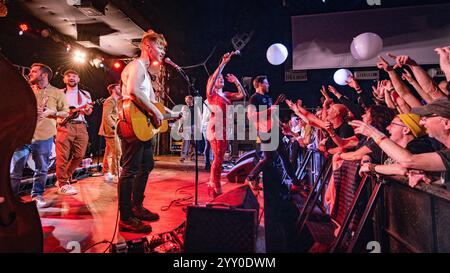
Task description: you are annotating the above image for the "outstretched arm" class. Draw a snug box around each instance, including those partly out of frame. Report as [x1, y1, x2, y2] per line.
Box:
[378, 55, 422, 108]
[389, 54, 446, 101]
[349, 120, 447, 171]
[206, 53, 232, 98]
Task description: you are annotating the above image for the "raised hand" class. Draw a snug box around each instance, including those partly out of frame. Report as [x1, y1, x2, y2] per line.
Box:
[380, 79, 394, 91]
[274, 93, 286, 105]
[435, 46, 450, 74]
[401, 68, 415, 83]
[346, 75, 361, 90]
[372, 81, 384, 101]
[376, 56, 393, 72]
[221, 52, 233, 65]
[327, 85, 338, 95]
[387, 53, 417, 69]
[296, 99, 303, 107]
[225, 73, 238, 83]
[348, 120, 375, 137]
[318, 85, 329, 99]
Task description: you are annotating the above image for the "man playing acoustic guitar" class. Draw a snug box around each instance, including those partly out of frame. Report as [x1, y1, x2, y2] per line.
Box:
[56, 69, 93, 195]
[116, 30, 166, 233]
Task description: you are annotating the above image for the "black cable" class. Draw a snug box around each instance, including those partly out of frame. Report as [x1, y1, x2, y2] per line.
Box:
[160, 181, 208, 211]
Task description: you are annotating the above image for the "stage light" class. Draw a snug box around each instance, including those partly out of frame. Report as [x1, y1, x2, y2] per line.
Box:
[91, 57, 104, 68]
[113, 61, 123, 70]
[73, 50, 87, 64]
[19, 23, 28, 32]
[19, 23, 28, 35]
[66, 44, 72, 52]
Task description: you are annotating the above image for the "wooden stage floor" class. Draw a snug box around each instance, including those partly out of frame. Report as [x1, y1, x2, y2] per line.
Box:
[22, 155, 265, 253]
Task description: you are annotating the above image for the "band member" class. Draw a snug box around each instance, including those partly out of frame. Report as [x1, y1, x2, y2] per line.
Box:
[246, 76, 301, 188]
[99, 83, 122, 182]
[56, 69, 92, 195]
[206, 52, 245, 198]
[179, 95, 194, 162]
[10, 63, 68, 208]
[117, 30, 166, 233]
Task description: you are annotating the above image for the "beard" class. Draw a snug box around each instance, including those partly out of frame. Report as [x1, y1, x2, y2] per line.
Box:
[28, 78, 38, 85]
[67, 81, 77, 87]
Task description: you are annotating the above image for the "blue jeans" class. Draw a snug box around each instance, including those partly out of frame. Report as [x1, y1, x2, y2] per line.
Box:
[10, 137, 54, 197]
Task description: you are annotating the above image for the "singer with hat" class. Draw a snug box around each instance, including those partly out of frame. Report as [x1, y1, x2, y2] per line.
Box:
[205, 51, 246, 198]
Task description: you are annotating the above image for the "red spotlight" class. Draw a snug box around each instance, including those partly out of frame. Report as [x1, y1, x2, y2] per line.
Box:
[19, 23, 29, 32]
[113, 61, 122, 70]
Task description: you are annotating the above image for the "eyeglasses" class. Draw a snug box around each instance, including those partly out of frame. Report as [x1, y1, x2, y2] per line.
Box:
[390, 122, 406, 127]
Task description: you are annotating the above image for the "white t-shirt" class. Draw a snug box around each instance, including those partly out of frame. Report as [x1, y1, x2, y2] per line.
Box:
[65, 88, 92, 122]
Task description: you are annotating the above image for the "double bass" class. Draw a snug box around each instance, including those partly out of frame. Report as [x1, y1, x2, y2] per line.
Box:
[0, 54, 43, 252]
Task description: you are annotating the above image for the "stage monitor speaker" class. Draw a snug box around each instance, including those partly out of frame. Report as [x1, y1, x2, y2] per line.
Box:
[184, 185, 259, 253]
[226, 157, 255, 183]
[235, 150, 257, 165]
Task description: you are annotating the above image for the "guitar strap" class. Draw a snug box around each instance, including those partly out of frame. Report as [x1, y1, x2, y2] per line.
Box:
[63, 88, 90, 105]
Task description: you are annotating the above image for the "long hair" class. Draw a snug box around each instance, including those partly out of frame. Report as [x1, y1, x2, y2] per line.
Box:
[367, 104, 395, 135]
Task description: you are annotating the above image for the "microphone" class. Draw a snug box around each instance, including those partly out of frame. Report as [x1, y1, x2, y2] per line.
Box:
[230, 50, 240, 57]
[164, 58, 181, 71]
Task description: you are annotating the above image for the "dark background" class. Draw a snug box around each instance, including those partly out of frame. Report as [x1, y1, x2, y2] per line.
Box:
[1, 0, 448, 155]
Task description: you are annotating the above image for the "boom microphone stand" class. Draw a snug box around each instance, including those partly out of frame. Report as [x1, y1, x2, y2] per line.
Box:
[171, 65, 202, 205]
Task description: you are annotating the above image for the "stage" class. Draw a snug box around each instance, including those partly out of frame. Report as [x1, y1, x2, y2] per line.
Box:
[19, 155, 266, 253]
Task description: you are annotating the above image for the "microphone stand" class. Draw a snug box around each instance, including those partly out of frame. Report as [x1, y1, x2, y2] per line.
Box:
[176, 67, 201, 206]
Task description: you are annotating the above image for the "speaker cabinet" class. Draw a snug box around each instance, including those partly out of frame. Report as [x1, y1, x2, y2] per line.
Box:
[184, 185, 259, 253]
[226, 157, 255, 183]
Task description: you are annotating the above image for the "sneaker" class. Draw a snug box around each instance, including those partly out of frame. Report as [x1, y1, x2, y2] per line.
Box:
[119, 217, 152, 233]
[132, 206, 160, 222]
[58, 184, 78, 195]
[104, 172, 113, 182]
[32, 195, 50, 208]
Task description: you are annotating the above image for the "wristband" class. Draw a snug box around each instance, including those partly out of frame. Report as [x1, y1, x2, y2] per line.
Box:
[374, 135, 387, 146]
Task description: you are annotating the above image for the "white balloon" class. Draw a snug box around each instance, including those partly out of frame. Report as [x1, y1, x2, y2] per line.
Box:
[350, 40, 363, 60]
[266, 43, 288, 65]
[334, 69, 353, 86]
[352, 32, 383, 61]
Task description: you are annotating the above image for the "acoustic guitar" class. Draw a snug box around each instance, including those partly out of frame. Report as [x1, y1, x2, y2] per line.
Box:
[118, 99, 181, 141]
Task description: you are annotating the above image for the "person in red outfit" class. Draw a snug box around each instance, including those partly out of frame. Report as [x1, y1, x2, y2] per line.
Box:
[206, 52, 246, 198]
